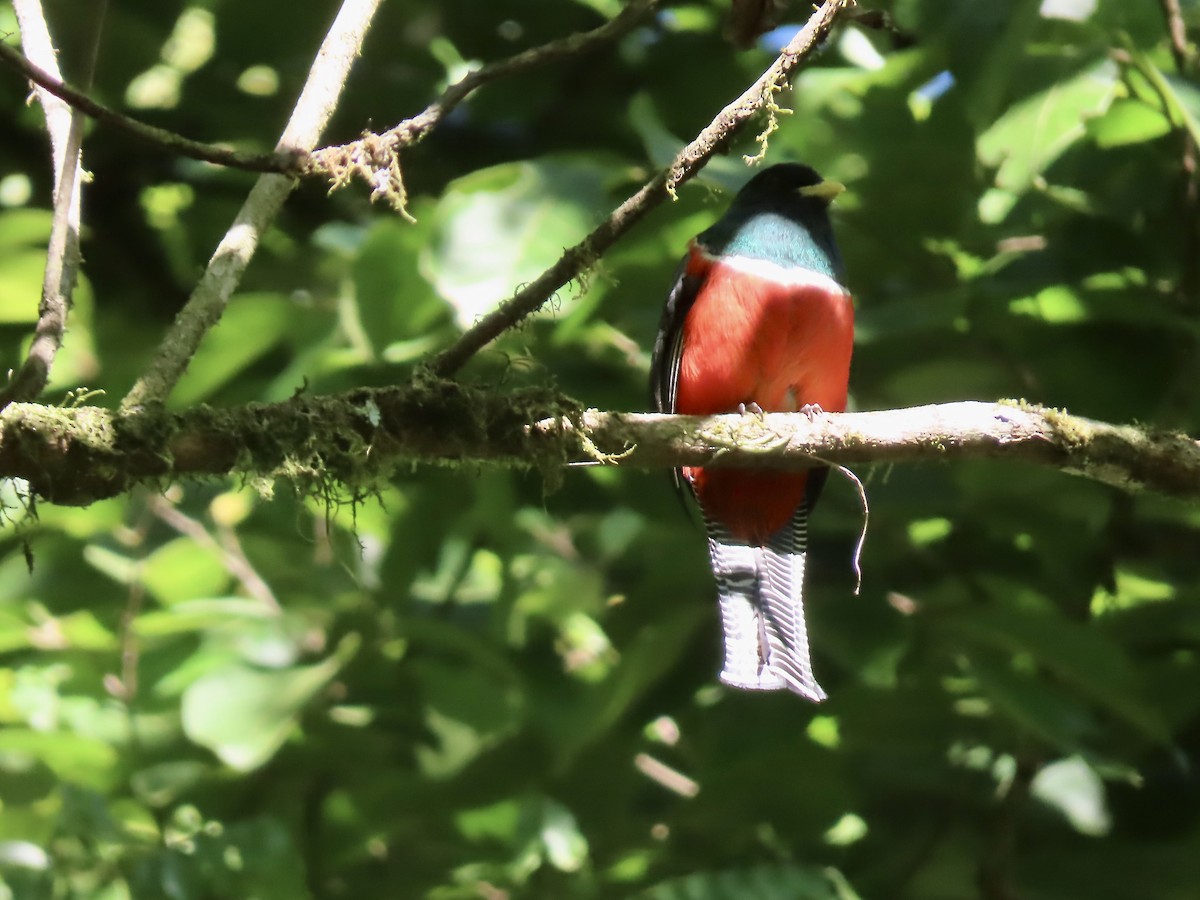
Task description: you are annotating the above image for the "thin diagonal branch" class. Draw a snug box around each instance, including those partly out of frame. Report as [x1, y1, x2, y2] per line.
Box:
[978, 754, 1038, 900]
[120, 0, 383, 412]
[148, 494, 281, 613]
[1159, 0, 1193, 74]
[0, 0, 660, 187]
[1153, 0, 1200, 423]
[10, 1, 74, 187]
[0, 40, 290, 174]
[425, 0, 852, 378]
[305, 0, 662, 209]
[0, 0, 108, 410]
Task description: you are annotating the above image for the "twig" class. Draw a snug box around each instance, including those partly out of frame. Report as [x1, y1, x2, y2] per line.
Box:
[148, 495, 281, 613]
[1153, 0, 1200, 421]
[2, 393, 1199, 507]
[977, 754, 1038, 900]
[0, 41, 289, 174]
[121, 0, 383, 412]
[1158, 0, 1200, 306]
[634, 752, 700, 797]
[0, 1, 659, 189]
[107, 577, 145, 704]
[305, 0, 662, 210]
[0, 0, 107, 409]
[828, 463, 868, 595]
[10, 1, 73, 187]
[1159, 0, 1193, 74]
[425, 0, 853, 377]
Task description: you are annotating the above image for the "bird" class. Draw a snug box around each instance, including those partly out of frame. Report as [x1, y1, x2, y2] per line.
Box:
[650, 163, 853, 701]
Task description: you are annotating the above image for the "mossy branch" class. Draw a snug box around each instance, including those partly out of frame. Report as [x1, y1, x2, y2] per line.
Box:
[1, 394, 1196, 507]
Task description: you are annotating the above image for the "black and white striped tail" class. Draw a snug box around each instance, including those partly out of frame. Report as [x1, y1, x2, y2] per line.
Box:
[705, 505, 826, 701]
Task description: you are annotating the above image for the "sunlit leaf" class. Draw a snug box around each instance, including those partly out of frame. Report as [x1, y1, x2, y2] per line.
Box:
[181, 638, 356, 771]
[0, 730, 118, 791]
[1087, 98, 1174, 147]
[978, 60, 1119, 196]
[635, 864, 860, 900]
[423, 158, 610, 328]
[169, 293, 295, 406]
[948, 605, 1170, 743]
[1032, 756, 1112, 836]
[141, 537, 231, 607]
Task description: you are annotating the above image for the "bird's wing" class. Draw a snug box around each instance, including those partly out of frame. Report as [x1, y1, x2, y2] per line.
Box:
[650, 246, 709, 415]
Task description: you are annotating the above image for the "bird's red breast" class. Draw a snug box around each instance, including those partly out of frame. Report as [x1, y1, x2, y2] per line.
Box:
[674, 245, 855, 543]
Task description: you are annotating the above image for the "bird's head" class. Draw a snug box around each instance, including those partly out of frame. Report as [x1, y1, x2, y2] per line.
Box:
[703, 163, 847, 281]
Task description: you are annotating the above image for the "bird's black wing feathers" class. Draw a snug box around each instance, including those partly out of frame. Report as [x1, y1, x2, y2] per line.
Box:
[650, 256, 705, 414]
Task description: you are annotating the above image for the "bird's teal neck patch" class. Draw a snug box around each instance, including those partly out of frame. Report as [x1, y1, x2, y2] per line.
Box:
[699, 208, 845, 285]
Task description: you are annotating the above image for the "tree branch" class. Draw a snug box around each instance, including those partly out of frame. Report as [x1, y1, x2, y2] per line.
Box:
[425, 0, 852, 378]
[0, 0, 107, 409]
[120, 0, 383, 412]
[0, 39, 290, 174]
[977, 754, 1038, 900]
[0, 0, 661, 186]
[305, 0, 663, 211]
[1159, 0, 1193, 74]
[2, 393, 1196, 507]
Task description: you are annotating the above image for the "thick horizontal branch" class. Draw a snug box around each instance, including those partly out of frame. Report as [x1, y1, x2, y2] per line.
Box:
[547, 402, 1200, 499]
[0, 390, 1196, 506]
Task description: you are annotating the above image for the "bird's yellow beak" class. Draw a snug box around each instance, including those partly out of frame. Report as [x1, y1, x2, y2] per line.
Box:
[797, 180, 846, 202]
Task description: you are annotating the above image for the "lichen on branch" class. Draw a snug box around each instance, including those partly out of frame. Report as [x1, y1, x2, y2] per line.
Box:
[1, 393, 1196, 508]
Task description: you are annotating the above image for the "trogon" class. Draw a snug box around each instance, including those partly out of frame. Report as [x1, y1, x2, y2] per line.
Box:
[650, 163, 853, 701]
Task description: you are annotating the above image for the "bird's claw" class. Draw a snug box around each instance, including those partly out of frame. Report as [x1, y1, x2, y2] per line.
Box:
[798, 403, 824, 422]
[737, 401, 766, 419]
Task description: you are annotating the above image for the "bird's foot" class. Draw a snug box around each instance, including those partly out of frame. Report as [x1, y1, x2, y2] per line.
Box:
[798, 403, 824, 422]
[737, 401, 766, 419]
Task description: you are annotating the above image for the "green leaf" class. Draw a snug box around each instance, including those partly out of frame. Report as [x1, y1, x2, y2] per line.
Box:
[978, 60, 1119, 196]
[569, 0, 623, 18]
[424, 157, 610, 328]
[181, 637, 357, 770]
[0, 251, 51, 323]
[537, 797, 588, 872]
[1087, 98, 1173, 147]
[413, 658, 523, 779]
[1124, 42, 1200, 147]
[0, 209, 52, 250]
[966, 649, 1101, 752]
[947, 604, 1170, 744]
[134, 597, 278, 638]
[1031, 756, 1112, 836]
[352, 218, 448, 351]
[635, 864, 860, 900]
[0, 730, 118, 791]
[169, 293, 294, 406]
[140, 537, 231, 606]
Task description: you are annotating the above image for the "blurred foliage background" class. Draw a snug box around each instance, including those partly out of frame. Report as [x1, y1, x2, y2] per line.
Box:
[1, 0, 1199, 897]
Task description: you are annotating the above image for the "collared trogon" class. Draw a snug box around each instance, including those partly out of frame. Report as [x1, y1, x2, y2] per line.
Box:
[650, 163, 853, 701]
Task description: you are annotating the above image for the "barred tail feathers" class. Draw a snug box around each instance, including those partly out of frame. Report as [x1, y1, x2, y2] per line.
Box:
[705, 506, 826, 701]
